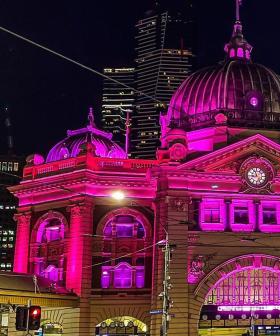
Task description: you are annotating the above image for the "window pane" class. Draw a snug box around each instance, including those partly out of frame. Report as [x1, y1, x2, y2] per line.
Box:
[103, 221, 112, 237]
[101, 269, 110, 288]
[263, 207, 277, 225]
[136, 268, 145, 288]
[116, 224, 133, 237]
[234, 206, 249, 224]
[137, 223, 145, 238]
[204, 209, 220, 223]
[114, 263, 132, 288]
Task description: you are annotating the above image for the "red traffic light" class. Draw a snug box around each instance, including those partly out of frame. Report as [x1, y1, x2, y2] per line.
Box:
[30, 308, 40, 317]
[28, 306, 41, 330]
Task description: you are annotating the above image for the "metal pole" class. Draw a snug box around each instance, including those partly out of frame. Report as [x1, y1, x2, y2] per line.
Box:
[25, 299, 31, 336]
[161, 233, 171, 336]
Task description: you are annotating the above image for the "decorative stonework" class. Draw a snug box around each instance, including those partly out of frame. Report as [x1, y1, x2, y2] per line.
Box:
[188, 254, 215, 284]
[169, 143, 187, 162]
[170, 198, 188, 212]
[13, 212, 32, 225]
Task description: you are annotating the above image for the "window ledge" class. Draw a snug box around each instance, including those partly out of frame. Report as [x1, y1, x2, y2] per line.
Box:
[259, 224, 280, 233]
[200, 222, 225, 231]
[91, 288, 151, 296]
[231, 223, 255, 232]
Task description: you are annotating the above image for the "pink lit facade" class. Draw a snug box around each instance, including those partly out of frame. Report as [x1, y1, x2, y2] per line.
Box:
[10, 5, 280, 336]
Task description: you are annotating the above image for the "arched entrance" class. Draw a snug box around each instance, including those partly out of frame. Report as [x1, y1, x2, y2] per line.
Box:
[96, 316, 148, 336]
[194, 255, 280, 336]
[34, 320, 63, 336]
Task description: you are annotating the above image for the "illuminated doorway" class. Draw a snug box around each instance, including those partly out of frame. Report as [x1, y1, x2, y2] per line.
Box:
[199, 267, 280, 336]
[96, 316, 148, 335]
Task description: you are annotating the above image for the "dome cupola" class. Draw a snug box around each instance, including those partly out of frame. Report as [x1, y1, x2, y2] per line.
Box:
[46, 108, 127, 162]
[161, 1, 280, 137]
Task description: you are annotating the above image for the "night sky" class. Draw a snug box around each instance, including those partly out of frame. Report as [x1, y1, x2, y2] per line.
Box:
[0, 0, 279, 157]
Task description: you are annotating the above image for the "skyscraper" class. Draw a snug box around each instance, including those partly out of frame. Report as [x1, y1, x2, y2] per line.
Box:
[0, 106, 24, 271]
[131, 0, 194, 159]
[101, 68, 135, 148]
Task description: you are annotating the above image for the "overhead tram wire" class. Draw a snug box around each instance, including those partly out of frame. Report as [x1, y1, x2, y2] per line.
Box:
[0, 26, 163, 106]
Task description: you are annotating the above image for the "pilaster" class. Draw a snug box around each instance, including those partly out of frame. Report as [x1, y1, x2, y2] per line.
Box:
[13, 212, 32, 273]
[66, 198, 94, 336]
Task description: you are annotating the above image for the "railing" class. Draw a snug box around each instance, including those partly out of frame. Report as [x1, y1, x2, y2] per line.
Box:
[23, 155, 158, 180]
[169, 109, 280, 131]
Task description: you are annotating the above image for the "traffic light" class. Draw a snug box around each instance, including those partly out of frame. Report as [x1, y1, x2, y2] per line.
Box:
[16, 306, 28, 331]
[28, 306, 41, 330]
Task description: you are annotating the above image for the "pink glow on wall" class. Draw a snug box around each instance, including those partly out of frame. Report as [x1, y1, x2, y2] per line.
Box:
[13, 214, 31, 273]
[66, 205, 88, 295]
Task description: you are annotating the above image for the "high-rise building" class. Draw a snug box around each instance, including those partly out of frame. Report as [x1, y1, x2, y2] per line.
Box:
[131, 0, 194, 158]
[101, 68, 135, 148]
[0, 106, 24, 272]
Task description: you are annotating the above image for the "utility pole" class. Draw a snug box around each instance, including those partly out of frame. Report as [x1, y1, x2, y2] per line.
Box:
[159, 233, 176, 336]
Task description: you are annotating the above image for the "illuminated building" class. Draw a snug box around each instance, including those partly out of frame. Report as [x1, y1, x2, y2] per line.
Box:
[101, 68, 135, 148]
[0, 106, 24, 272]
[8, 3, 280, 336]
[131, 0, 194, 159]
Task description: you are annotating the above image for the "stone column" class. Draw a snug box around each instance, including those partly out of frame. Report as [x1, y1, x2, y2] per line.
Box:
[66, 199, 94, 336]
[224, 199, 232, 231]
[254, 199, 260, 232]
[13, 212, 31, 273]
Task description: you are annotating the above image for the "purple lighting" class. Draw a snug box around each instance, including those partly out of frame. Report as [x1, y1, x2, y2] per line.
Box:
[250, 96, 258, 107]
[218, 305, 280, 312]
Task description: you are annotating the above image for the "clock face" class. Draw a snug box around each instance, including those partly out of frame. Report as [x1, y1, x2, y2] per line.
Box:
[247, 167, 266, 186]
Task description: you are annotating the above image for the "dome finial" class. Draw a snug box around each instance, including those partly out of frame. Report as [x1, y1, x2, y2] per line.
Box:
[236, 0, 241, 22]
[88, 107, 96, 127]
[224, 0, 252, 62]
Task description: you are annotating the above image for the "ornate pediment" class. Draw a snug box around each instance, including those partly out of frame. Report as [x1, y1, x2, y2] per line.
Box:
[178, 134, 280, 174]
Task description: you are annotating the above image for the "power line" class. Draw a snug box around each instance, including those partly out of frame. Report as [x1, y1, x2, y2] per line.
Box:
[0, 26, 163, 106]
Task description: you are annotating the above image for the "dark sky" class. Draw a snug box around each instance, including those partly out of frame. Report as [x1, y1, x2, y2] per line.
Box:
[0, 0, 279, 157]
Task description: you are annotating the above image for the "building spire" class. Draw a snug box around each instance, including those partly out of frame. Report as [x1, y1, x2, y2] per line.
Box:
[224, 0, 252, 62]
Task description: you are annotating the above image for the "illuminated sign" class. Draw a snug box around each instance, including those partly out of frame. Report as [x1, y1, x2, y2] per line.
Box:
[218, 305, 280, 312]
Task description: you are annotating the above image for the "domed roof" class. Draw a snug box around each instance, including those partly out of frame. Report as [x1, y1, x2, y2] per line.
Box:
[167, 60, 280, 124]
[163, 5, 280, 132]
[46, 109, 127, 163]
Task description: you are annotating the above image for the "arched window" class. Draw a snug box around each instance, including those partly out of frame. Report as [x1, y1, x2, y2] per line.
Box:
[58, 145, 70, 160]
[41, 264, 60, 282]
[31, 211, 68, 285]
[103, 215, 145, 238]
[36, 217, 65, 243]
[237, 48, 244, 58]
[230, 48, 235, 58]
[96, 208, 152, 291]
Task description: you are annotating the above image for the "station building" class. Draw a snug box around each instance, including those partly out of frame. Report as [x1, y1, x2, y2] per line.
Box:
[8, 4, 280, 336]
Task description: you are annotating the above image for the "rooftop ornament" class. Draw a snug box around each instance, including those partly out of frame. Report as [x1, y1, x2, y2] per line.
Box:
[224, 0, 253, 61]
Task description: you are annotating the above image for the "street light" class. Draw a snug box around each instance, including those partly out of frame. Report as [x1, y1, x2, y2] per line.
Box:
[111, 190, 125, 201]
